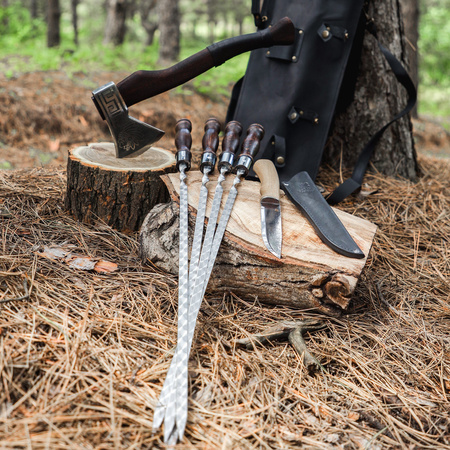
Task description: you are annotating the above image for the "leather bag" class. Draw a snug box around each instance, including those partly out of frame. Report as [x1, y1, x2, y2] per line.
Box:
[226, 0, 416, 203]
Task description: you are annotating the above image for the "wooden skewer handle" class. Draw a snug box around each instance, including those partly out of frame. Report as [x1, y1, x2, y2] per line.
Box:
[200, 118, 221, 172]
[218, 121, 243, 172]
[235, 123, 265, 174]
[175, 119, 193, 171]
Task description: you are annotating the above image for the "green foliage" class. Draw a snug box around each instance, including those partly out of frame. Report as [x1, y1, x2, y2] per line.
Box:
[419, 0, 450, 87]
[0, 4, 45, 43]
[1, 1, 449, 118]
[418, 0, 450, 116]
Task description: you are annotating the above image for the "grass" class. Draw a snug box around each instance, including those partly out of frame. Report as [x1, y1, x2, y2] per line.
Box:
[0, 4, 448, 117]
[418, 84, 450, 121]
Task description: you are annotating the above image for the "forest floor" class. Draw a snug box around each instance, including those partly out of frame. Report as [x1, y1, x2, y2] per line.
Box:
[1, 71, 450, 449]
[0, 70, 449, 169]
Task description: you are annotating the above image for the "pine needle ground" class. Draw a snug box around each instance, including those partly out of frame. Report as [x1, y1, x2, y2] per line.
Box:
[0, 156, 449, 449]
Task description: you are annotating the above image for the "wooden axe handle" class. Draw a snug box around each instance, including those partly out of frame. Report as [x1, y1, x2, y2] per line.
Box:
[117, 17, 295, 107]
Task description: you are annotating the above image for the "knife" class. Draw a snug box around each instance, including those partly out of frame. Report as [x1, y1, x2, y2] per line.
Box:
[253, 159, 282, 259]
[281, 171, 364, 259]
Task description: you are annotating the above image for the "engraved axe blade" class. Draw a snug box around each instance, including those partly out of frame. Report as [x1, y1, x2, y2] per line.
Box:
[92, 82, 164, 158]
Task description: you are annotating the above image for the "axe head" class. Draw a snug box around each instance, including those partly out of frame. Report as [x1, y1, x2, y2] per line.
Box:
[92, 82, 164, 158]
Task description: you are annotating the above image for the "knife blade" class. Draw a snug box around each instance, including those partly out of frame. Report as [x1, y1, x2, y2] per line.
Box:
[281, 171, 364, 259]
[253, 159, 282, 258]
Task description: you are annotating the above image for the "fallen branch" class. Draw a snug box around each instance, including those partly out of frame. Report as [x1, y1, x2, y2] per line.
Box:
[234, 318, 326, 370]
[0, 280, 30, 305]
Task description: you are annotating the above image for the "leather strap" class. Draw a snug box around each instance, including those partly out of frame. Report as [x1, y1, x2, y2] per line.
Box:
[252, 0, 270, 28]
[327, 22, 417, 205]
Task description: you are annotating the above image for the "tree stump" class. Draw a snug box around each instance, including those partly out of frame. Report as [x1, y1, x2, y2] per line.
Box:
[65, 142, 176, 233]
[140, 172, 377, 316]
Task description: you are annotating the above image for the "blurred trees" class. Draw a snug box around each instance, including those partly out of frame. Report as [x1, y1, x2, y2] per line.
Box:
[0, 0, 449, 109]
[47, 0, 61, 47]
[400, 0, 419, 116]
[139, 0, 158, 45]
[158, 0, 180, 64]
[103, 0, 129, 46]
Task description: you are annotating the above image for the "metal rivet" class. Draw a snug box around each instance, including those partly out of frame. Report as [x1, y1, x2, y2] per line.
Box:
[289, 112, 298, 121]
[322, 29, 330, 39]
[299, 110, 304, 115]
[266, 50, 271, 56]
[276, 156, 285, 165]
[345, 32, 349, 40]
[299, 29, 303, 35]
[292, 56, 297, 62]
[262, 16, 268, 22]
[314, 118, 319, 125]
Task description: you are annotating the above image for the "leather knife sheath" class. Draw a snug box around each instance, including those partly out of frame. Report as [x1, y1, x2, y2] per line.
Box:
[281, 171, 364, 259]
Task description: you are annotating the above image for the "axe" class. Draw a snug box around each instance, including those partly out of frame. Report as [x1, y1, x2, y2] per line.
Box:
[92, 17, 295, 158]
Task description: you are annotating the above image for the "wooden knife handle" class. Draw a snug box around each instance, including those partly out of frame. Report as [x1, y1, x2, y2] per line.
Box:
[175, 119, 192, 171]
[200, 118, 221, 172]
[235, 123, 265, 174]
[218, 120, 243, 172]
[253, 159, 280, 200]
[117, 17, 295, 107]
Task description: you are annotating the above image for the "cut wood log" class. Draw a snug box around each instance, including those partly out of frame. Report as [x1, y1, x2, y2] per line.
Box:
[65, 142, 176, 233]
[140, 172, 377, 316]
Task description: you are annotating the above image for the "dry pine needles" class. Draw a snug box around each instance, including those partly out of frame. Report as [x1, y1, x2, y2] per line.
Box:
[0, 156, 449, 449]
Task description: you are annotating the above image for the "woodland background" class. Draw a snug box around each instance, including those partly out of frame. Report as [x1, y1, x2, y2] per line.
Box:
[0, 0, 449, 117]
[1, 2, 450, 449]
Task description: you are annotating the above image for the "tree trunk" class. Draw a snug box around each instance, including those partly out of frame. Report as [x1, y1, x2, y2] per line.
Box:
[71, 0, 79, 46]
[322, 0, 418, 182]
[103, 0, 128, 46]
[46, 0, 61, 48]
[140, 0, 158, 46]
[30, 0, 38, 19]
[157, 0, 180, 64]
[399, 0, 419, 117]
[206, 0, 218, 43]
[1, 0, 8, 29]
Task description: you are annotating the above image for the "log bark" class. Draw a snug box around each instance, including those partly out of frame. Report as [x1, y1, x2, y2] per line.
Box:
[65, 143, 176, 233]
[140, 172, 377, 316]
[323, 0, 418, 181]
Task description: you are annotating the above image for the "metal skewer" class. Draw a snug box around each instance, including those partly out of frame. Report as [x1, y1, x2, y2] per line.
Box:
[202, 124, 265, 296]
[152, 119, 192, 443]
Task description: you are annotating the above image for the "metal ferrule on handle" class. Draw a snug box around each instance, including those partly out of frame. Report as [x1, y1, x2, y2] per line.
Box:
[235, 154, 253, 174]
[218, 151, 236, 172]
[200, 152, 216, 173]
[176, 151, 192, 171]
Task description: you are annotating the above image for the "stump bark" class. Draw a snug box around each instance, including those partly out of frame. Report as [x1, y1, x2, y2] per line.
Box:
[140, 172, 377, 316]
[65, 142, 176, 233]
